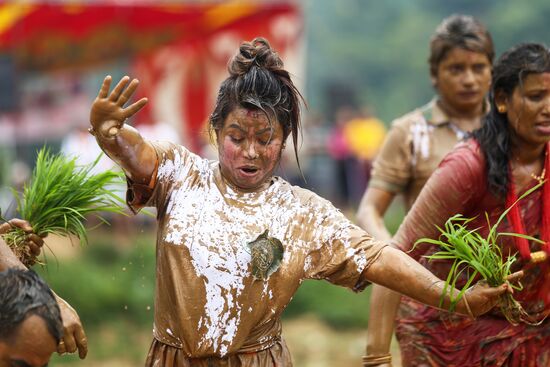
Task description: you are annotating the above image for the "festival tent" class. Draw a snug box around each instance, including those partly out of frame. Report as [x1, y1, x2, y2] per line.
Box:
[0, 1, 303, 151]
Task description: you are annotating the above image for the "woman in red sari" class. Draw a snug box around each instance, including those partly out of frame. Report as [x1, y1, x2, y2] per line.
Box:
[364, 43, 550, 366]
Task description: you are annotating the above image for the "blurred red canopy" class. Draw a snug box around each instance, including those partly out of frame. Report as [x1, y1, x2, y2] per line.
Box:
[0, 1, 299, 71]
[0, 1, 302, 152]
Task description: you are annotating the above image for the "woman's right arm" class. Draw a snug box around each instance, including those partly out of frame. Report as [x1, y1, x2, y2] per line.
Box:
[89, 75, 156, 185]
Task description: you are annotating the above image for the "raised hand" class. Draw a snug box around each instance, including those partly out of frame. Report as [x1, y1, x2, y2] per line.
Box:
[89, 75, 148, 138]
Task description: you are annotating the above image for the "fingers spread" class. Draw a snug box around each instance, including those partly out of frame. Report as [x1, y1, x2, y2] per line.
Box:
[123, 97, 148, 118]
[109, 76, 131, 102]
[117, 78, 140, 106]
[98, 75, 112, 99]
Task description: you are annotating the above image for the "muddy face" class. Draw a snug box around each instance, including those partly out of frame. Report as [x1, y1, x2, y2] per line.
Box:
[217, 107, 285, 192]
[502, 72, 550, 146]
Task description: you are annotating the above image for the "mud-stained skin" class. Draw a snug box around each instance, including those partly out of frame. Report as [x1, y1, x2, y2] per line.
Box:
[89, 75, 156, 185]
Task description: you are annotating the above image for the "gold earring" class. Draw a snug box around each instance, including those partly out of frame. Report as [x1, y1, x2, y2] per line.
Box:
[498, 105, 507, 113]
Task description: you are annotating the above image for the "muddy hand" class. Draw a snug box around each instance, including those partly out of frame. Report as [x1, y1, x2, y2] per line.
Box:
[89, 75, 148, 139]
[0, 219, 44, 263]
[504, 270, 524, 287]
[464, 271, 524, 317]
[56, 295, 88, 359]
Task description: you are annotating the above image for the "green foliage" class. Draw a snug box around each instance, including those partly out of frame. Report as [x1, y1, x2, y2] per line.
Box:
[415, 183, 543, 324]
[284, 280, 371, 329]
[416, 214, 519, 310]
[3, 148, 126, 265]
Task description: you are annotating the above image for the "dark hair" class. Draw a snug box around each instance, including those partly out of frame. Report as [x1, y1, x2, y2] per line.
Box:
[473, 43, 550, 197]
[0, 268, 63, 344]
[429, 14, 494, 77]
[209, 37, 305, 167]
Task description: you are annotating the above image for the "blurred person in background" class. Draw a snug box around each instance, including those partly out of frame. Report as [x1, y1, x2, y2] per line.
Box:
[299, 111, 333, 198]
[0, 220, 88, 360]
[327, 106, 357, 209]
[357, 14, 494, 366]
[0, 268, 62, 367]
[89, 37, 510, 367]
[342, 107, 386, 201]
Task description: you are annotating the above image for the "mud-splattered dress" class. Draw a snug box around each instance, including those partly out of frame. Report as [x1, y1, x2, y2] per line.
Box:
[393, 140, 550, 367]
[127, 142, 386, 367]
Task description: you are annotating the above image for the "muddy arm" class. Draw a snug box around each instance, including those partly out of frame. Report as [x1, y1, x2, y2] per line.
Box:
[89, 75, 156, 185]
[365, 246, 508, 318]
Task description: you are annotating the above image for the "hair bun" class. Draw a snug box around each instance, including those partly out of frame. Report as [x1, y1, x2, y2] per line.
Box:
[228, 37, 283, 76]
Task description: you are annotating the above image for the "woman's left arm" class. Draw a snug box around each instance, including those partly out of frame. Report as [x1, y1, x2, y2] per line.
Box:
[364, 245, 510, 317]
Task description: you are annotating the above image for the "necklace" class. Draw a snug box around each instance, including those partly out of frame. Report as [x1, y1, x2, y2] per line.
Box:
[532, 167, 547, 185]
[513, 148, 548, 185]
[506, 143, 550, 306]
[506, 144, 550, 260]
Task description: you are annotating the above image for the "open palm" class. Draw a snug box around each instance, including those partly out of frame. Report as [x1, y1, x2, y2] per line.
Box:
[90, 75, 148, 137]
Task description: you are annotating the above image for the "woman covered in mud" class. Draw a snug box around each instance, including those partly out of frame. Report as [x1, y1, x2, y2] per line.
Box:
[89, 38, 510, 366]
[364, 43, 550, 367]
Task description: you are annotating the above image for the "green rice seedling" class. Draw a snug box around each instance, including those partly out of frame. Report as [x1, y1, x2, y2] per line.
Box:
[1, 148, 126, 266]
[414, 183, 545, 325]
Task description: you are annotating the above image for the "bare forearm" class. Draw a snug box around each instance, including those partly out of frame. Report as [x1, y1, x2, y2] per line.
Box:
[92, 124, 156, 184]
[366, 246, 469, 315]
[366, 284, 400, 356]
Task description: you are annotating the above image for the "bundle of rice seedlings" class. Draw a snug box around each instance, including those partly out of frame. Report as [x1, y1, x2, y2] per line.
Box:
[1, 148, 126, 267]
[414, 184, 545, 325]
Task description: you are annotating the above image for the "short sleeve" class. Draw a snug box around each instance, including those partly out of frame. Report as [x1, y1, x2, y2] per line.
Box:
[369, 120, 412, 193]
[126, 142, 194, 214]
[392, 141, 486, 260]
[303, 195, 387, 291]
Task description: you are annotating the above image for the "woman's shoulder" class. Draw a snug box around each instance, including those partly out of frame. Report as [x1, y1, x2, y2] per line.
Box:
[278, 179, 338, 212]
[441, 138, 485, 169]
[152, 141, 214, 181]
[389, 99, 437, 130]
[434, 138, 487, 192]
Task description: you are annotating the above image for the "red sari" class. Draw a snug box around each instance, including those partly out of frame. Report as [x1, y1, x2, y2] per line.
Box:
[392, 139, 550, 367]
